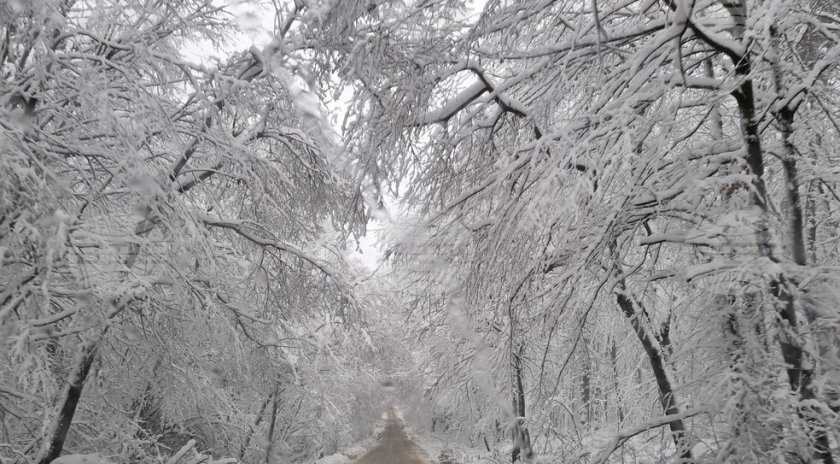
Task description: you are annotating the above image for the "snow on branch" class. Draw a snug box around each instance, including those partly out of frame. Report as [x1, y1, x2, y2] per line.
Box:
[411, 81, 489, 125]
[570, 408, 706, 464]
[774, 43, 840, 114]
[200, 217, 349, 294]
[164, 440, 196, 464]
[638, 231, 722, 248]
[686, 17, 746, 62]
[430, 153, 532, 223]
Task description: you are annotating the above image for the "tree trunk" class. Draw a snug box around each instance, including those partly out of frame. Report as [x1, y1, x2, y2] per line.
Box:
[581, 361, 591, 429]
[264, 384, 281, 464]
[35, 336, 100, 464]
[239, 392, 273, 460]
[615, 280, 693, 462]
[806, 180, 818, 264]
[734, 39, 834, 462]
[610, 340, 625, 424]
[511, 344, 531, 463]
[774, 97, 835, 462]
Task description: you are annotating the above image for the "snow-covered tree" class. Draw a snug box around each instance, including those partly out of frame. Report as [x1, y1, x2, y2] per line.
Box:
[0, 1, 372, 462]
[289, 0, 840, 461]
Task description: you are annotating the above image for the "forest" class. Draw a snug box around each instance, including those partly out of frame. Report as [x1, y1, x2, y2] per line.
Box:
[1, 0, 839, 463]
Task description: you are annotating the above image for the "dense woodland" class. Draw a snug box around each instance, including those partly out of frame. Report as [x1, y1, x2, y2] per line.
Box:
[1, 0, 840, 463]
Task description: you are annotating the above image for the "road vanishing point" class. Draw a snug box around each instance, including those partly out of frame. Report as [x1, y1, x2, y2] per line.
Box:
[354, 408, 428, 464]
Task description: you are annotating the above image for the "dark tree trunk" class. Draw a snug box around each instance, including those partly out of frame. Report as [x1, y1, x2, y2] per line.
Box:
[239, 392, 273, 460]
[806, 181, 818, 264]
[730, 34, 833, 460]
[610, 341, 625, 424]
[581, 363, 591, 428]
[774, 102, 835, 464]
[263, 384, 281, 464]
[615, 280, 693, 462]
[35, 337, 100, 464]
[511, 345, 531, 463]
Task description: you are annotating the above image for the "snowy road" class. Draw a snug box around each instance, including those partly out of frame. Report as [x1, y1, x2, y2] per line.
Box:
[354, 408, 428, 464]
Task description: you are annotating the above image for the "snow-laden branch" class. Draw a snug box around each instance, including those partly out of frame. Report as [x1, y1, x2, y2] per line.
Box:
[569, 407, 706, 464]
[683, 259, 742, 281]
[638, 227, 724, 248]
[164, 439, 196, 464]
[430, 153, 532, 223]
[475, 18, 669, 60]
[200, 217, 345, 290]
[411, 81, 489, 125]
[774, 43, 840, 114]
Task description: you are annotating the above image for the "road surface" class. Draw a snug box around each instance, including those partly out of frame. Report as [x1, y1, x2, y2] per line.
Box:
[355, 408, 428, 464]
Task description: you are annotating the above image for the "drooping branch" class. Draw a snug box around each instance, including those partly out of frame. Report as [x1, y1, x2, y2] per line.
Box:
[570, 408, 705, 464]
[200, 217, 348, 295]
